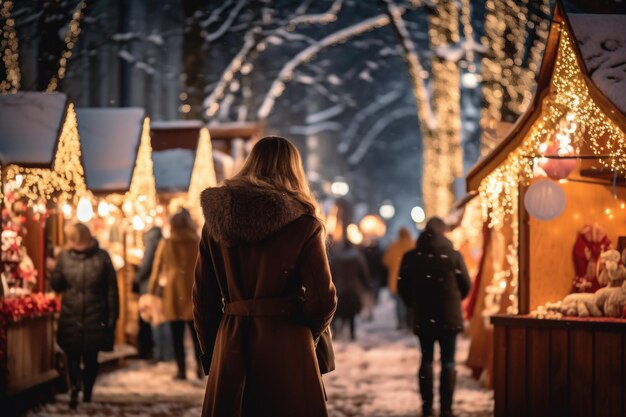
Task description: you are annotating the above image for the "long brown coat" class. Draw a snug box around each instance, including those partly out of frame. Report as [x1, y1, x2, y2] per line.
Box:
[193, 185, 337, 417]
[148, 228, 199, 322]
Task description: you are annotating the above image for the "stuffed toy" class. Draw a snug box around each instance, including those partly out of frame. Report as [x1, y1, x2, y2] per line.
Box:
[593, 249, 626, 317]
[560, 292, 602, 317]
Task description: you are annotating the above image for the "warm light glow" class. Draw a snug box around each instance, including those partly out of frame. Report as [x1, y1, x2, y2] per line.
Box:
[331, 180, 349, 197]
[61, 202, 73, 219]
[14, 174, 23, 188]
[359, 214, 386, 238]
[188, 127, 218, 223]
[76, 196, 94, 222]
[346, 224, 364, 245]
[411, 206, 426, 223]
[379, 201, 395, 219]
[132, 215, 145, 231]
[97, 201, 110, 217]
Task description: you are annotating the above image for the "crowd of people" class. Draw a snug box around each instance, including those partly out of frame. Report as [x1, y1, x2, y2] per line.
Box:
[50, 136, 471, 417]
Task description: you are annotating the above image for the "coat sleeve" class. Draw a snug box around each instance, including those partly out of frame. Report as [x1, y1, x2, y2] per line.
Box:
[397, 253, 413, 307]
[103, 252, 120, 328]
[454, 251, 472, 299]
[192, 226, 223, 375]
[147, 241, 165, 295]
[297, 224, 337, 341]
[50, 253, 67, 293]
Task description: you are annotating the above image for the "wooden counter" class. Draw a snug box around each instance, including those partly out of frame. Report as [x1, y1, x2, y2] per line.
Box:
[491, 315, 626, 417]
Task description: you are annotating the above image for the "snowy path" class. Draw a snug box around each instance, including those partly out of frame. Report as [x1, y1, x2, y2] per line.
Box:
[27, 291, 493, 417]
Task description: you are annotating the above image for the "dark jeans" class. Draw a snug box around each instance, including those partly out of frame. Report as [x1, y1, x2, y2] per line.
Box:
[137, 316, 154, 359]
[66, 351, 99, 398]
[417, 329, 457, 368]
[170, 320, 202, 366]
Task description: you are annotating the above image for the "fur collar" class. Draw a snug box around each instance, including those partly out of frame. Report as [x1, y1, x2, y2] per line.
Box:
[200, 185, 307, 245]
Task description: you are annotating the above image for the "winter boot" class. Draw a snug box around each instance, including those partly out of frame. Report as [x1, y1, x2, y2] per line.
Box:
[440, 365, 457, 417]
[69, 386, 80, 410]
[418, 365, 434, 417]
[174, 355, 187, 380]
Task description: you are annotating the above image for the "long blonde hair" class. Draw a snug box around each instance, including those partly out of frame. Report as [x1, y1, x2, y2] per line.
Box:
[225, 136, 324, 227]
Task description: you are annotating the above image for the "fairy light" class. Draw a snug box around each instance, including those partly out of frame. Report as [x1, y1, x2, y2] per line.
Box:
[187, 127, 218, 223]
[124, 117, 157, 224]
[0, 0, 20, 93]
[47, 1, 86, 92]
[6, 103, 87, 202]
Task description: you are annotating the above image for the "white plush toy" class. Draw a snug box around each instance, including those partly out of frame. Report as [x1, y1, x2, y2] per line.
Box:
[593, 249, 626, 317]
[560, 292, 602, 317]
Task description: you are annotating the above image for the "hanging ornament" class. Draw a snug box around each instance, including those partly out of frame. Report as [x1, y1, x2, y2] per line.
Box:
[524, 179, 566, 221]
[536, 112, 579, 180]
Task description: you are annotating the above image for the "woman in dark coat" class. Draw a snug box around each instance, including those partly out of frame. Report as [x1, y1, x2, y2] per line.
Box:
[398, 217, 471, 417]
[50, 223, 119, 409]
[193, 136, 337, 417]
[329, 241, 371, 340]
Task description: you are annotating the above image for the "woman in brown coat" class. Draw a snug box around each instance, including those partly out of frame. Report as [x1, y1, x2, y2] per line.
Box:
[148, 209, 202, 379]
[193, 136, 337, 417]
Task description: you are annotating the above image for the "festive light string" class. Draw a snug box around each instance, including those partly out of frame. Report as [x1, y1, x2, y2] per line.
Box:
[124, 117, 157, 219]
[0, 0, 20, 93]
[479, 26, 626, 229]
[6, 104, 86, 202]
[47, 1, 87, 92]
[187, 127, 218, 223]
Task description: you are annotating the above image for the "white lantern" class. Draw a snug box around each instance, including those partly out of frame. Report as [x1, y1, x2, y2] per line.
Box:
[524, 179, 566, 221]
[76, 197, 94, 222]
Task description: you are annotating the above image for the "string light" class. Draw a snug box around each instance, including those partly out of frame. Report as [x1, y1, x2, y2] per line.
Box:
[6, 103, 87, 202]
[124, 117, 157, 221]
[47, 1, 87, 92]
[187, 127, 218, 223]
[0, 0, 20, 93]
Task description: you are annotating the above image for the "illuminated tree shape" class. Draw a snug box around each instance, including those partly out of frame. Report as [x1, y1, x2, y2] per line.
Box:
[126, 117, 157, 212]
[187, 127, 217, 223]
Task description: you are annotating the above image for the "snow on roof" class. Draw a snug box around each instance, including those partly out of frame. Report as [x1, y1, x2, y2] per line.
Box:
[77, 108, 145, 191]
[152, 148, 195, 192]
[151, 120, 204, 129]
[569, 13, 626, 114]
[0, 92, 68, 165]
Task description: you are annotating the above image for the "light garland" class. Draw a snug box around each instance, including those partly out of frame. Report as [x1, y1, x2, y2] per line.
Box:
[187, 127, 218, 223]
[0, 0, 20, 93]
[5, 104, 87, 203]
[47, 1, 86, 92]
[125, 117, 157, 215]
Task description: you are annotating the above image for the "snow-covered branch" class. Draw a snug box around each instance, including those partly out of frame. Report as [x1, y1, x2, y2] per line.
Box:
[204, 0, 248, 43]
[288, 0, 343, 27]
[257, 12, 402, 120]
[347, 107, 417, 166]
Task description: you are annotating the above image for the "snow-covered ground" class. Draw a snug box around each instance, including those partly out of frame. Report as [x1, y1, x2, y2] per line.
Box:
[26, 291, 493, 417]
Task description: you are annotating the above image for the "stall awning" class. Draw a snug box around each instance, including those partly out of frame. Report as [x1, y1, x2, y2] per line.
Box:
[151, 122, 201, 192]
[77, 108, 145, 193]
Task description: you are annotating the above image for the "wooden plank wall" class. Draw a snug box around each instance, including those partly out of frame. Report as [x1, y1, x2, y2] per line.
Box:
[493, 321, 625, 417]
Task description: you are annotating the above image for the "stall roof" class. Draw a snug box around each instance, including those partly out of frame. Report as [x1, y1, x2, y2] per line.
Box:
[77, 108, 145, 192]
[150, 123, 200, 192]
[466, 3, 626, 192]
[0, 92, 68, 166]
[569, 14, 626, 114]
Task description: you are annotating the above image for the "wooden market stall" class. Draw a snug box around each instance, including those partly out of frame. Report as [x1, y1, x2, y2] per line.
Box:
[465, 4, 626, 417]
[77, 107, 156, 355]
[0, 92, 87, 397]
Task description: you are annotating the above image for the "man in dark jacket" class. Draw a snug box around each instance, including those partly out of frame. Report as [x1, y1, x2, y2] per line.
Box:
[132, 226, 162, 358]
[51, 223, 119, 409]
[398, 217, 471, 417]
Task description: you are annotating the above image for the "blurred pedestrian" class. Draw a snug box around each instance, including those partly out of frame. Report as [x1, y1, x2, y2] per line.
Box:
[148, 209, 202, 380]
[329, 240, 371, 340]
[132, 225, 162, 359]
[360, 238, 386, 319]
[194, 136, 337, 417]
[398, 217, 471, 417]
[51, 223, 119, 410]
[383, 227, 415, 329]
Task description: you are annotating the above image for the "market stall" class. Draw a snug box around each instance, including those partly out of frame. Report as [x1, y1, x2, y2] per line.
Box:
[465, 4, 626, 417]
[0, 92, 86, 396]
[150, 121, 219, 224]
[77, 107, 156, 353]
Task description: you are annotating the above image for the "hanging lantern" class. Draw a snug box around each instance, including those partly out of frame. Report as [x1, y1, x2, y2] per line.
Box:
[76, 196, 94, 223]
[524, 179, 566, 221]
[359, 214, 386, 239]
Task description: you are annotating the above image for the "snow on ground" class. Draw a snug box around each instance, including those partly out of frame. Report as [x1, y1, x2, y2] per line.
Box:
[26, 290, 492, 417]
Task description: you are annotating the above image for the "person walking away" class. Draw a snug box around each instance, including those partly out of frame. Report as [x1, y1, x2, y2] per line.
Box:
[383, 227, 415, 329]
[132, 225, 162, 359]
[360, 238, 386, 319]
[50, 223, 119, 410]
[193, 136, 337, 417]
[398, 217, 471, 417]
[148, 210, 202, 379]
[329, 240, 371, 340]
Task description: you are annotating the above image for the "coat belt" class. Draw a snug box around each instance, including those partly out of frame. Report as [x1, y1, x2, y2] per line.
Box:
[223, 297, 298, 317]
